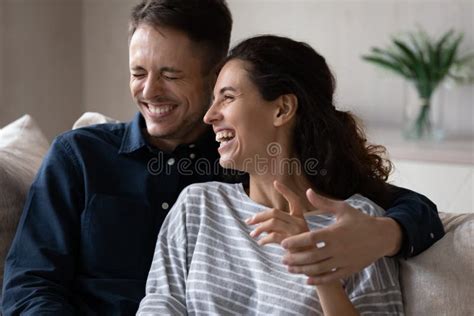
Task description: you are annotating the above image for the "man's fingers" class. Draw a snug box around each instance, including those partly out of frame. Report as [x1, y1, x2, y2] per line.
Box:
[306, 268, 348, 285]
[282, 248, 331, 266]
[305, 188, 340, 215]
[273, 181, 305, 217]
[287, 257, 337, 276]
[281, 230, 330, 250]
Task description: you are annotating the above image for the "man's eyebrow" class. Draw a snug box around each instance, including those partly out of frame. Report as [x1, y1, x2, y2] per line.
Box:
[130, 66, 183, 73]
[160, 67, 183, 73]
[130, 66, 146, 72]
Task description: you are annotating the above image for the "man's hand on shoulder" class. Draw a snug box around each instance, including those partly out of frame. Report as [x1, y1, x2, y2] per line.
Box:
[281, 189, 402, 285]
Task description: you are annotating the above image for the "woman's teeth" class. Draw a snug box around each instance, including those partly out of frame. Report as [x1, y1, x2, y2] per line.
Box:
[148, 104, 175, 115]
[215, 130, 235, 143]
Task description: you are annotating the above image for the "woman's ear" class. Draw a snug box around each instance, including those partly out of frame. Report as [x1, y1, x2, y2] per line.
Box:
[274, 94, 298, 127]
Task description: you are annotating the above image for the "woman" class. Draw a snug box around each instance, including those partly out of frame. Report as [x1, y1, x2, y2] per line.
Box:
[137, 35, 403, 315]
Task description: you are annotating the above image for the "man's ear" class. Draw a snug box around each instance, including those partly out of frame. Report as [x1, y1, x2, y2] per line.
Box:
[274, 94, 298, 127]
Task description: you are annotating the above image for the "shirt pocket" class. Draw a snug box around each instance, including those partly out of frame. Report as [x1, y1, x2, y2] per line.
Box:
[81, 194, 155, 277]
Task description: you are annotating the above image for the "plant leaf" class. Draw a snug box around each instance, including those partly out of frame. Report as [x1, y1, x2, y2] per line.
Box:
[368, 47, 414, 77]
[441, 33, 463, 70]
[362, 55, 411, 78]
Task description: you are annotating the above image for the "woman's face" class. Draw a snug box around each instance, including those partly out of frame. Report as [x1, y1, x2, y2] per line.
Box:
[203, 59, 278, 172]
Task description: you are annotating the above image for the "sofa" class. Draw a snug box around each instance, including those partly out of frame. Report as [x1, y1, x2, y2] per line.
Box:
[1, 113, 473, 315]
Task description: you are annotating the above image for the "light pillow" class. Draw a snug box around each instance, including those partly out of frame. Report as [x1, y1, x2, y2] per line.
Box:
[401, 212, 474, 315]
[0, 115, 50, 292]
[72, 112, 120, 130]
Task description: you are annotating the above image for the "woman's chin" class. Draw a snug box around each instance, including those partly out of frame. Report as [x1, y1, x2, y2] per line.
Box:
[219, 156, 234, 169]
[219, 156, 244, 171]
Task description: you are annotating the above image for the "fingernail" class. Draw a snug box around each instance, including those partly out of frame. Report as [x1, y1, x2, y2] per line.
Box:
[316, 241, 326, 249]
[288, 266, 296, 273]
[282, 259, 288, 265]
[281, 241, 288, 249]
[249, 230, 256, 237]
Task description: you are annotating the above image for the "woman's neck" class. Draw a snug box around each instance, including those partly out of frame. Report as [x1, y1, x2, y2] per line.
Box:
[248, 173, 313, 213]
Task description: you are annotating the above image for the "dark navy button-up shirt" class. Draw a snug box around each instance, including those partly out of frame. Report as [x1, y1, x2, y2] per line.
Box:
[2, 113, 444, 315]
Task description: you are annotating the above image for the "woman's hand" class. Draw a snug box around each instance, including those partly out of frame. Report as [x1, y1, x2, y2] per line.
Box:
[245, 181, 310, 246]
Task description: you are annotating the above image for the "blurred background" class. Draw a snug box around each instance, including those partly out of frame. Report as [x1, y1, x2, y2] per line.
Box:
[0, 0, 472, 211]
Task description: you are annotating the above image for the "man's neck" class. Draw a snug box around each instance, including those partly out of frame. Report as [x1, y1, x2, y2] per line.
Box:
[143, 124, 210, 152]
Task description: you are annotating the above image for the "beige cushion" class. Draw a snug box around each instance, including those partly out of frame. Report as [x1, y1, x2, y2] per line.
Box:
[0, 115, 50, 291]
[401, 212, 474, 316]
[72, 112, 120, 130]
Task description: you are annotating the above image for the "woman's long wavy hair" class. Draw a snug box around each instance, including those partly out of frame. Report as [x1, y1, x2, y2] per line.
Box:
[227, 35, 393, 207]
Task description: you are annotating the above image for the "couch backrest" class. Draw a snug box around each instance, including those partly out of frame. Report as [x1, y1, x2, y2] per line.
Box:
[401, 212, 474, 316]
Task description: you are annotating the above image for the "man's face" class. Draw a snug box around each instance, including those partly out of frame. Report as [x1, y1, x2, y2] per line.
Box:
[129, 24, 212, 149]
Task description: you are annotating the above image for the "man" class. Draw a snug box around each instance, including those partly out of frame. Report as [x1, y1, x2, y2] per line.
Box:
[2, 0, 444, 315]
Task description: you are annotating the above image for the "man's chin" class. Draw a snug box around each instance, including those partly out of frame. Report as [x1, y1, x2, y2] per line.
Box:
[145, 126, 178, 139]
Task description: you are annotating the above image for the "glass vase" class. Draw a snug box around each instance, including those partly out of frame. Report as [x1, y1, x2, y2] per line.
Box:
[402, 84, 445, 141]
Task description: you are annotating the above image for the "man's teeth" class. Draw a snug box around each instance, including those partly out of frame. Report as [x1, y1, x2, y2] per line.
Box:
[148, 104, 175, 115]
[215, 130, 235, 143]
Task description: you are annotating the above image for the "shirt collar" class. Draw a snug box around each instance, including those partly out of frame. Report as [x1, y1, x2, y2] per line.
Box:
[119, 112, 147, 155]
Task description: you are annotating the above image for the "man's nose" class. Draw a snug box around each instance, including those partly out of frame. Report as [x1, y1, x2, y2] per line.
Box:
[142, 76, 164, 100]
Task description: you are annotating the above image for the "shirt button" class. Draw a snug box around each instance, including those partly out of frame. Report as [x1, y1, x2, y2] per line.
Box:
[189, 144, 196, 148]
[167, 158, 175, 166]
[162, 202, 169, 210]
[430, 233, 435, 239]
[190, 153, 196, 159]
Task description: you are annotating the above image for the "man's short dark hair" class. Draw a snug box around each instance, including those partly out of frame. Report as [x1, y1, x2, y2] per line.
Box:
[129, 0, 232, 73]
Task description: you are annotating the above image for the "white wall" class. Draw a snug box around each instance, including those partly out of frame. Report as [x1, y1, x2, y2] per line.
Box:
[0, 0, 83, 140]
[227, 0, 474, 136]
[82, 0, 139, 122]
[1, 0, 473, 140]
[390, 159, 473, 213]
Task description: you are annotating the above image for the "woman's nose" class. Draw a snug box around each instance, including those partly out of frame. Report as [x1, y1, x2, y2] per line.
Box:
[203, 101, 223, 125]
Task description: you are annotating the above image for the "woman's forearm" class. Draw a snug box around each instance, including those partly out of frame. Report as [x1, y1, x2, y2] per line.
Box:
[316, 282, 359, 316]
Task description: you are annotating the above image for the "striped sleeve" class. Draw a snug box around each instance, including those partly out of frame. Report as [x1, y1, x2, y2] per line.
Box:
[343, 195, 404, 315]
[350, 288, 404, 315]
[137, 189, 189, 316]
[345, 258, 403, 315]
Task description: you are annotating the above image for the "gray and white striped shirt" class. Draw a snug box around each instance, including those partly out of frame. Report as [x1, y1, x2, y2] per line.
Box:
[138, 182, 404, 315]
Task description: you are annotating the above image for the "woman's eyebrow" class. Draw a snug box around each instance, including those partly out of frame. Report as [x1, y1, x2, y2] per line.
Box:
[212, 86, 239, 101]
[219, 86, 237, 94]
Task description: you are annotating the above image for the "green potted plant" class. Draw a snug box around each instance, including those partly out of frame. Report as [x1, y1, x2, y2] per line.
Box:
[362, 29, 474, 140]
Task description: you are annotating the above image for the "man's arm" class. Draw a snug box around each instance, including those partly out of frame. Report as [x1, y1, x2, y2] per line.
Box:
[280, 185, 444, 285]
[384, 184, 444, 258]
[2, 137, 83, 315]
